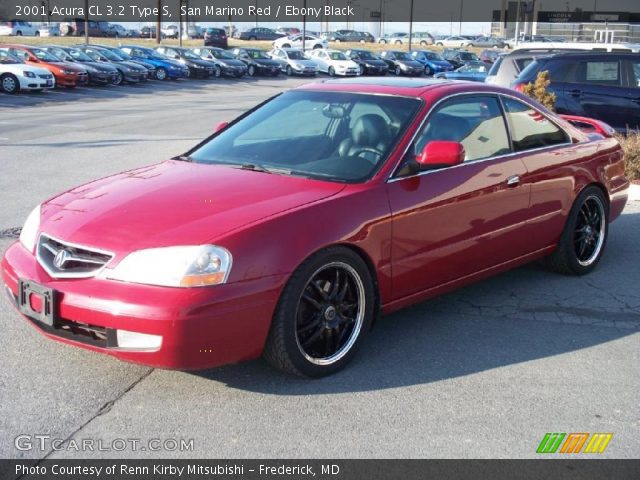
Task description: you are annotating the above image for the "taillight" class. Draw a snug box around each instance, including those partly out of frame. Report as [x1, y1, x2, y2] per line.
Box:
[512, 82, 526, 92]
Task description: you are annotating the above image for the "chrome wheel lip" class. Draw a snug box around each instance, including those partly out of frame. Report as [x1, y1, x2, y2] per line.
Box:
[295, 261, 365, 366]
[575, 195, 606, 267]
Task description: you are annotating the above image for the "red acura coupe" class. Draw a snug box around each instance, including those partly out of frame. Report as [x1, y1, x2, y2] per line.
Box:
[2, 78, 629, 377]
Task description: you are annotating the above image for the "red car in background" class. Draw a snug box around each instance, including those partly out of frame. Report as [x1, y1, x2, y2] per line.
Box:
[0, 44, 88, 87]
[1, 79, 629, 377]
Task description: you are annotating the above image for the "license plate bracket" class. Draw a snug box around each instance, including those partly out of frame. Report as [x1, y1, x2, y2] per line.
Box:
[18, 279, 57, 327]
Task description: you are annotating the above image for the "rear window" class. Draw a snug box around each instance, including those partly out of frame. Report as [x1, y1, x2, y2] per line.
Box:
[514, 57, 534, 72]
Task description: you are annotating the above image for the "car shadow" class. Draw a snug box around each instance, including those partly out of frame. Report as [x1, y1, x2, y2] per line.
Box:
[192, 210, 640, 394]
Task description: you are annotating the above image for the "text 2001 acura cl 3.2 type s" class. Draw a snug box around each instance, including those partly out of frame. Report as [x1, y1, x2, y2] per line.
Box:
[2, 79, 629, 377]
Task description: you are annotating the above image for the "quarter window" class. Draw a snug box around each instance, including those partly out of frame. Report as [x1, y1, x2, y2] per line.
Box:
[577, 61, 621, 86]
[414, 96, 510, 162]
[502, 98, 569, 152]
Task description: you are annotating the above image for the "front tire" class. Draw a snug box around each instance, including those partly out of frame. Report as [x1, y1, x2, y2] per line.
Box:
[286, 65, 293, 76]
[1, 73, 20, 94]
[155, 67, 167, 80]
[328, 66, 335, 77]
[395, 66, 402, 76]
[248, 64, 256, 76]
[264, 247, 375, 377]
[545, 186, 609, 275]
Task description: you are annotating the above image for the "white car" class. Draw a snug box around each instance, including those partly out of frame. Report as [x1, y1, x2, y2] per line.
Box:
[377, 33, 409, 45]
[434, 36, 469, 48]
[0, 50, 55, 93]
[309, 49, 360, 76]
[268, 48, 318, 76]
[0, 20, 39, 36]
[273, 34, 327, 50]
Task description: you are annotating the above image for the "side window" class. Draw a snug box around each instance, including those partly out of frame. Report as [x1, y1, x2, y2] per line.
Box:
[626, 60, 640, 87]
[414, 96, 510, 162]
[502, 97, 569, 152]
[576, 61, 621, 86]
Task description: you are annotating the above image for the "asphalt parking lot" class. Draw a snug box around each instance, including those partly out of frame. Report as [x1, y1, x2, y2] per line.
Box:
[1, 78, 639, 460]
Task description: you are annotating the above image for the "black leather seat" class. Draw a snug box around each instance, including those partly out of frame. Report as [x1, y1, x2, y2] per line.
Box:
[338, 114, 390, 162]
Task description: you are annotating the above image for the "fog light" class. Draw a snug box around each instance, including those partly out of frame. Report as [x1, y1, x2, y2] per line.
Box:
[116, 330, 162, 351]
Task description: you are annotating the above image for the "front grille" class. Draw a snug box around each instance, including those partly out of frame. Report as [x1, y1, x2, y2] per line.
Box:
[36, 234, 113, 279]
[38, 74, 53, 79]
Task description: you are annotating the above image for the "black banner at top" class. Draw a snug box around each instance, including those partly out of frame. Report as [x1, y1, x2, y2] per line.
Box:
[3, 0, 640, 23]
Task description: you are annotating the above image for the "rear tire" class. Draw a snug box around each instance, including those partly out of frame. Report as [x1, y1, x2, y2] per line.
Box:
[263, 247, 375, 377]
[1, 73, 20, 94]
[544, 186, 609, 275]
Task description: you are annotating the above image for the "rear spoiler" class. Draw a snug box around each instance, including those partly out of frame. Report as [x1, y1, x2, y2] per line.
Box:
[559, 114, 616, 138]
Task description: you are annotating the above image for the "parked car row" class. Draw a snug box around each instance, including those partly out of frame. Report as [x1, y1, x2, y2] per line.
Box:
[0, 42, 497, 93]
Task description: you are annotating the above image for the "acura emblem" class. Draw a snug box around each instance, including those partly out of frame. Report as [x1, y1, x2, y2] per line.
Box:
[53, 249, 71, 269]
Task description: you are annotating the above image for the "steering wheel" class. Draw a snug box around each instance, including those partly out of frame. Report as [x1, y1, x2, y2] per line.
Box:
[351, 147, 384, 163]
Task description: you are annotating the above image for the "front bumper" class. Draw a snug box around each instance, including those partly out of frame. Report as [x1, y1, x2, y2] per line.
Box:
[55, 72, 88, 87]
[2, 241, 285, 370]
[19, 75, 55, 90]
[88, 71, 117, 85]
[123, 71, 142, 83]
[167, 68, 190, 79]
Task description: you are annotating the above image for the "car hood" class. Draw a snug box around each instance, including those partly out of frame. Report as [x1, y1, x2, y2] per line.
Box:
[330, 60, 358, 68]
[82, 61, 117, 72]
[362, 59, 387, 67]
[218, 58, 245, 67]
[50, 61, 87, 72]
[1, 63, 51, 76]
[116, 60, 146, 71]
[254, 58, 280, 67]
[398, 60, 423, 68]
[40, 160, 345, 257]
[291, 59, 316, 67]
[430, 60, 452, 67]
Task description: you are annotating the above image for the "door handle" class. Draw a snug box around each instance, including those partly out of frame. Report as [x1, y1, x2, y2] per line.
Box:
[506, 175, 520, 186]
[569, 89, 582, 97]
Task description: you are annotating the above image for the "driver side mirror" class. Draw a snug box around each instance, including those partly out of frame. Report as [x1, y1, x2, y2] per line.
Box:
[214, 121, 229, 133]
[416, 141, 465, 169]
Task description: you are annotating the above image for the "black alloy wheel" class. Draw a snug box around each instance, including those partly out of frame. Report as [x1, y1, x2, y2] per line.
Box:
[545, 186, 609, 275]
[264, 247, 375, 377]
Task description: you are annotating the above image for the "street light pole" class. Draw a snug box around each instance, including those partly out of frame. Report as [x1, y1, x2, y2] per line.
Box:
[83, 0, 88, 44]
[458, 0, 464, 36]
[409, 0, 414, 51]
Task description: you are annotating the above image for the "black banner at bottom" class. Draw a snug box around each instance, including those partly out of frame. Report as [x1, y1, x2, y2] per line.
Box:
[1, 460, 640, 480]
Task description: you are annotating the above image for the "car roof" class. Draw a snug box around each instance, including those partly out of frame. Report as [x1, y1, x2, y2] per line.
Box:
[298, 77, 530, 101]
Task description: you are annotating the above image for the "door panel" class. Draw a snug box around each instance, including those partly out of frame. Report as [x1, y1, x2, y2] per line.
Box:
[387, 157, 530, 299]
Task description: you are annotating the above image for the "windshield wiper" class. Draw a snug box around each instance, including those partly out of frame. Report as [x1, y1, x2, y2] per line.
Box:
[232, 163, 292, 176]
[173, 155, 192, 162]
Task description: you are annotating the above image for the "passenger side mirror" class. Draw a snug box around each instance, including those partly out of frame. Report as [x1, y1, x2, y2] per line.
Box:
[214, 121, 229, 133]
[416, 141, 465, 169]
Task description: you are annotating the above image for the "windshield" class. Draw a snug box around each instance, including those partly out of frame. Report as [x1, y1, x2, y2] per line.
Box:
[108, 49, 129, 60]
[425, 52, 443, 60]
[0, 50, 21, 64]
[68, 49, 92, 62]
[287, 50, 306, 60]
[84, 50, 106, 61]
[394, 52, 412, 61]
[209, 49, 234, 59]
[247, 49, 269, 59]
[459, 52, 479, 61]
[31, 49, 60, 62]
[354, 51, 377, 60]
[329, 52, 348, 61]
[45, 48, 71, 61]
[188, 91, 421, 183]
[179, 49, 200, 60]
[99, 48, 121, 61]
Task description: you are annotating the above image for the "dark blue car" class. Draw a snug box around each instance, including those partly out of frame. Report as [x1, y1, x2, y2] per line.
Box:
[513, 52, 640, 132]
[119, 45, 189, 80]
[410, 50, 454, 76]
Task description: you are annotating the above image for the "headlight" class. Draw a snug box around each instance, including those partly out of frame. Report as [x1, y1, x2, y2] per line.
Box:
[400, 63, 409, 70]
[19, 204, 41, 253]
[106, 245, 232, 288]
[23, 71, 36, 78]
[63, 69, 77, 74]
[178, 58, 186, 64]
